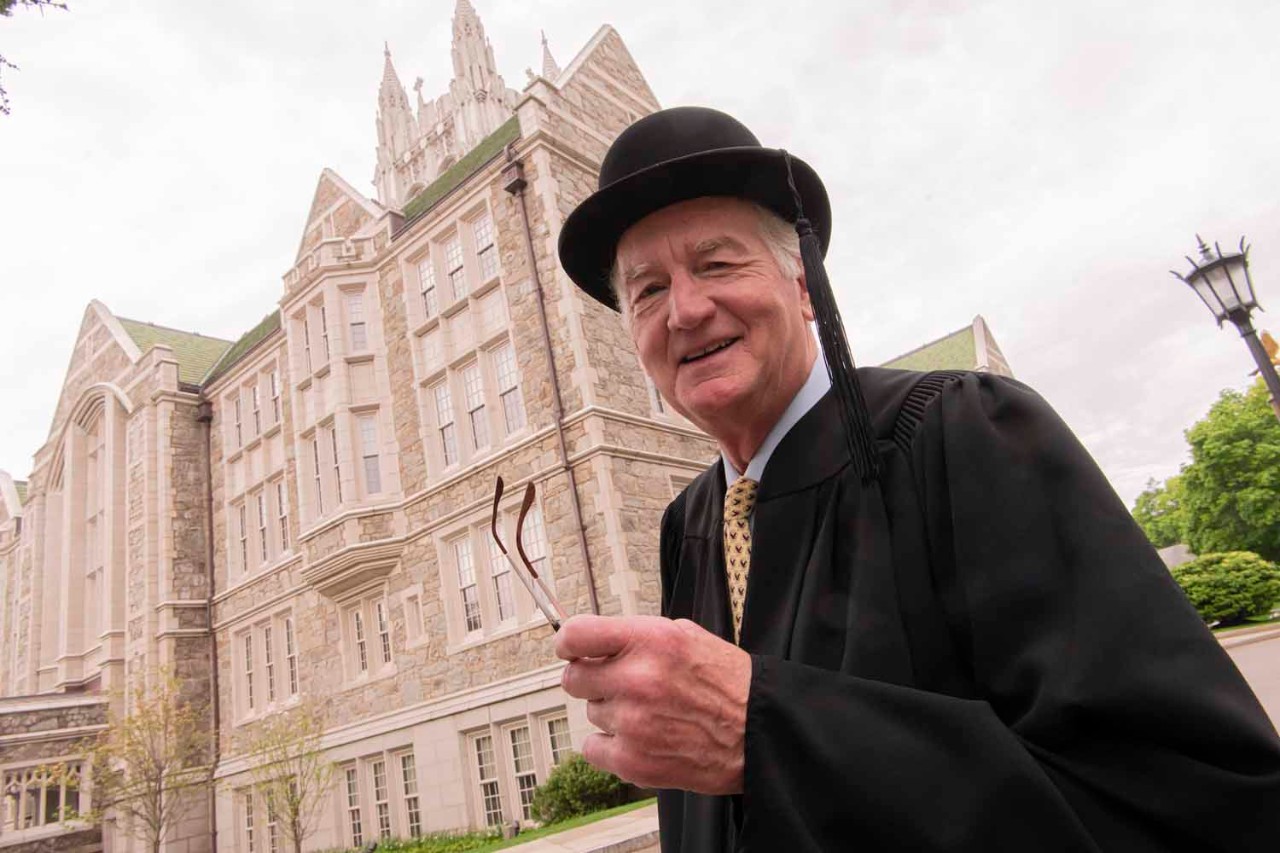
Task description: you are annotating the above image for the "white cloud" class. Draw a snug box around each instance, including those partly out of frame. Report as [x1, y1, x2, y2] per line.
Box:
[3, 0, 1278, 508]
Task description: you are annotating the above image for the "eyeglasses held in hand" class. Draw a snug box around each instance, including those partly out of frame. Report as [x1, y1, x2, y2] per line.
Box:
[490, 476, 568, 631]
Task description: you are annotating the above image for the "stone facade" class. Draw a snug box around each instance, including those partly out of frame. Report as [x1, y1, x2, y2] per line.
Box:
[0, 5, 1015, 851]
[0, 696, 106, 849]
[0, 7, 713, 851]
[0, 303, 219, 851]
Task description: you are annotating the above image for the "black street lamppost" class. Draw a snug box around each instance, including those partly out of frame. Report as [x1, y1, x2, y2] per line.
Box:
[1173, 236, 1280, 422]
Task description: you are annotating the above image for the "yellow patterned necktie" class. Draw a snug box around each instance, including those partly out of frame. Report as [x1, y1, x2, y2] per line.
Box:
[723, 477, 759, 644]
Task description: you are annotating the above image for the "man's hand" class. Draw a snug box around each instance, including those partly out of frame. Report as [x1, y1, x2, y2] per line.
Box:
[555, 614, 752, 795]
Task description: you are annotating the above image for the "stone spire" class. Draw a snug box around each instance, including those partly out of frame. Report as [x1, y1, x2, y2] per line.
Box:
[448, 0, 516, 151]
[540, 30, 561, 80]
[454, 0, 481, 34]
[374, 42, 419, 206]
[377, 43, 415, 150]
[371, 3, 518, 209]
[450, 0, 495, 92]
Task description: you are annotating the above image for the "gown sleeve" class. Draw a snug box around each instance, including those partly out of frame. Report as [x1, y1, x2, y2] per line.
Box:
[740, 372, 1280, 851]
[659, 490, 687, 618]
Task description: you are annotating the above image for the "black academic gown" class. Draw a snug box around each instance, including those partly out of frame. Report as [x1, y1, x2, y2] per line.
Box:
[657, 368, 1280, 852]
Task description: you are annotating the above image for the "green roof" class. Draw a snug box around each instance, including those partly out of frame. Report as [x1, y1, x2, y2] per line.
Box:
[116, 318, 233, 386]
[881, 325, 976, 372]
[203, 311, 282, 385]
[401, 117, 521, 224]
[13, 482, 26, 506]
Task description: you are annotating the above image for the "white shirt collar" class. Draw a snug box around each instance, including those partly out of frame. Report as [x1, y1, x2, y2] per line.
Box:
[722, 348, 831, 489]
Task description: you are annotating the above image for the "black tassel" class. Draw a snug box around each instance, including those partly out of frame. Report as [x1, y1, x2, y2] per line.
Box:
[782, 151, 881, 483]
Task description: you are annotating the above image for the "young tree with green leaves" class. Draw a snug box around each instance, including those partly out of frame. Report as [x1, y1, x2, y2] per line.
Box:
[1131, 474, 1186, 549]
[236, 700, 334, 853]
[1132, 379, 1280, 559]
[1181, 380, 1280, 562]
[78, 668, 214, 853]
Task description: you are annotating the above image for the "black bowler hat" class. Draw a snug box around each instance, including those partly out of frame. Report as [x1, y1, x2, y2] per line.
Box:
[558, 106, 830, 310]
[559, 106, 881, 483]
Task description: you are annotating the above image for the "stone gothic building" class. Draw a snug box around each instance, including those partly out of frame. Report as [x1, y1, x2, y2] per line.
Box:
[0, 4, 1013, 850]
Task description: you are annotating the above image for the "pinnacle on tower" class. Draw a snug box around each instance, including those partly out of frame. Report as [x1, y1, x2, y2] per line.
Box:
[379, 42, 410, 110]
[374, 1, 517, 208]
[375, 41, 416, 181]
[449, 0, 503, 103]
[454, 0, 480, 34]
[541, 30, 561, 80]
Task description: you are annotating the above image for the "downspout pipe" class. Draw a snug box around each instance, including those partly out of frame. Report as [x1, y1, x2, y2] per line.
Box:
[502, 148, 601, 616]
[195, 399, 220, 850]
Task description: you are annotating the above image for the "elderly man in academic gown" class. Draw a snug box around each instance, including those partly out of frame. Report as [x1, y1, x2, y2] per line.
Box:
[552, 106, 1280, 852]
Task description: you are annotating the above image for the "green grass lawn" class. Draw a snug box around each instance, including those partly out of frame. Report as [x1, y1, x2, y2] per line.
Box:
[362, 798, 657, 853]
[1213, 614, 1280, 634]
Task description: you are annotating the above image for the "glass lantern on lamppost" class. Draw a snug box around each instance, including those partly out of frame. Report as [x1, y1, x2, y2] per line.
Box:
[1172, 236, 1280, 422]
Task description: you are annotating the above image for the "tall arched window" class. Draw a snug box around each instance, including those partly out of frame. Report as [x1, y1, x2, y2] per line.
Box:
[35, 386, 129, 691]
[82, 413, 105, 646]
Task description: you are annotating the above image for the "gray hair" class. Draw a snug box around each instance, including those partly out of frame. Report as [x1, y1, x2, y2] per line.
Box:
[610, 202, 802, 324]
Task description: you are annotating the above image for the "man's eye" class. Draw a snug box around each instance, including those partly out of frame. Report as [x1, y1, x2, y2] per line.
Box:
[633, 283, 665, 304]
[701, 261, 733, 274]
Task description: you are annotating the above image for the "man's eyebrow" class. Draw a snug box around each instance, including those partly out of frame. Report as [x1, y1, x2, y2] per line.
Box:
[692, 235, 749, 255]
[619, 235, 749, 283]
[622, 262, 658, 283]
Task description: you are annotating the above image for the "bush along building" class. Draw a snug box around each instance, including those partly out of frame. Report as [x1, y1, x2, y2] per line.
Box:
[0, 3, 1014, 849]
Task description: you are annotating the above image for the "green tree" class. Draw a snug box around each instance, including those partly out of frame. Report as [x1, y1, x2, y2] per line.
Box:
[236, 700, 334, 853]
[1180, 380, 1280, 562]
[1131, 475, 1186, 548]
[0, 0, 68, 115]
[78, 668, 214, 853]
[1170, 551, 1280, 627]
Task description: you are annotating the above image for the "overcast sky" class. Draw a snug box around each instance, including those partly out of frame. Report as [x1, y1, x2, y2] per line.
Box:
[3, 0, 1279, 508]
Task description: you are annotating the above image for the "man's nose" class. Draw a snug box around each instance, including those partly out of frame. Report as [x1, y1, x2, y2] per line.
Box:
[666, 269, 714, 331]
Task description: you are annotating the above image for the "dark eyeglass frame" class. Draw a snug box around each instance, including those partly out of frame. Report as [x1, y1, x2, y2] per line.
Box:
[490, 476, 568, 630]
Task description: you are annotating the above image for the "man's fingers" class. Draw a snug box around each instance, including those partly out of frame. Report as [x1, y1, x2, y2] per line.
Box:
[554, 614, 636, 661]
[580, 732, 623, 778]
[561, 657, 620, 701]
[584, 698, 611, 733]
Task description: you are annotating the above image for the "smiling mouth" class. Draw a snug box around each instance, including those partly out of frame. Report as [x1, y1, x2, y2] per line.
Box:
[680, 338, 740, 364]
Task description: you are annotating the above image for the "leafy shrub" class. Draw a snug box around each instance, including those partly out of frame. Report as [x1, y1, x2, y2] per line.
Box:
[369, 831, 498, 853]
[531, 754, 628, 824]
[315, 827, 501, 853]
[1171, 551, 1280, 626]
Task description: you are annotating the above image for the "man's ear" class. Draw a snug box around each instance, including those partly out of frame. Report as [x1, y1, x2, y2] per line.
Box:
[796, 270, 815, 322]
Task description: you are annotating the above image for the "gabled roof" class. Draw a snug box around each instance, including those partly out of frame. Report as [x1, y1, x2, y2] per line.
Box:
[294, 168, 384, 263]
[881, 325, 977, 372]
[553, 24, 660, 110]
[880, 315, 1016, 377]
[115, 318, 233, 386]
[202, 311, 282, 386]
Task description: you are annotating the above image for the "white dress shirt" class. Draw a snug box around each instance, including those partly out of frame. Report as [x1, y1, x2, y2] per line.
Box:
[721, 350, 832, 492]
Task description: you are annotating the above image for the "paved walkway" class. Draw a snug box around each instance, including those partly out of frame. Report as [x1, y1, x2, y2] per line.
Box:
[513, 804, 658, 853]
[1224, 628, 1280, 726]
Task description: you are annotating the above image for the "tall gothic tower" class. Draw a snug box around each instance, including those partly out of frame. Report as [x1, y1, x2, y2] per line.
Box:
[374, 45, 416, 205]
[372, 0, 519, 209]
[448, 0, 518, 152]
